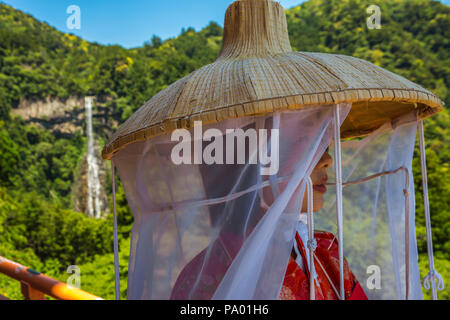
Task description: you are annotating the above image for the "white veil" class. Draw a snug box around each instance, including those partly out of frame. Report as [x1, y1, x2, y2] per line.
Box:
[316, 112, 422, 300]
[112, 104, 422, 300]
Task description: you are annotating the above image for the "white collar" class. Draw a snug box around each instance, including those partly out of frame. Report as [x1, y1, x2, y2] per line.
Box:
[298, 213, 308, 225]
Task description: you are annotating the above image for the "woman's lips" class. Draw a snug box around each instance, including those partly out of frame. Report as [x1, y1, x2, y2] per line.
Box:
[313, 184, 327, 194]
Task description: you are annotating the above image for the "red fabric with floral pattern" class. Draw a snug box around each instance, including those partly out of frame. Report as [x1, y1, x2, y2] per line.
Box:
[280, 231, 368, 300]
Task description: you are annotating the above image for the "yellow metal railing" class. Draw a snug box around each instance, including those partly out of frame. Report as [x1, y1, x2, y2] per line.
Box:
[0, 256, 102, 300]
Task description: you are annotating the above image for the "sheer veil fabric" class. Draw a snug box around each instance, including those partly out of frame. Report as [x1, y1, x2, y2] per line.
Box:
[113, 104, 420, 300]
[316, 112, 421, 300]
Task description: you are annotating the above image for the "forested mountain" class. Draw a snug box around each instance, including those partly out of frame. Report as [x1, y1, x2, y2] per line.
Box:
[0, 0, 448, 299]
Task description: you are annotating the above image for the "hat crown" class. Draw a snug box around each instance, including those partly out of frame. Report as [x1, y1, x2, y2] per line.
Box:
[217, 0, 292, 60]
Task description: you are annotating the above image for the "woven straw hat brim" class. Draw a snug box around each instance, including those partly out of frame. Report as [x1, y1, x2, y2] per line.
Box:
[102, 0, 443, 160]
[102, 51, 442, 159]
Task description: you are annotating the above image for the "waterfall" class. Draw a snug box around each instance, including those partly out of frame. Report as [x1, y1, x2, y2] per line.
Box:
[85, 97, 102, 218]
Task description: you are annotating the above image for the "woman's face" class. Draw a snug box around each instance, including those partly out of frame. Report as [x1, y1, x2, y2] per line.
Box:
[301, 150, 333, 213]
[261, 149, 333, 214]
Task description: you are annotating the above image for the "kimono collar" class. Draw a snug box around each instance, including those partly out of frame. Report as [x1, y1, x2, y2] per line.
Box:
[299, 213, 308, 225]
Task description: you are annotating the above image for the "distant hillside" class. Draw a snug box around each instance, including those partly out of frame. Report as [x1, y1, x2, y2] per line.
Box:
[0, 0, 448, 300]
[286, 0, 449, 106]
[0, 0, 448, 122]
[0, 2, 223, 126]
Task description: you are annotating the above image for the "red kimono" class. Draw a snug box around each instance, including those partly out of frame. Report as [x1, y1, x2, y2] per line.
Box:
[280, 230, 368, 300]
[171, 230, 368, 300]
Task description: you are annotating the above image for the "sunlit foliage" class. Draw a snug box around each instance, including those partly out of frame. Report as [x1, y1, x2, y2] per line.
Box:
[0, 0, 448, 300]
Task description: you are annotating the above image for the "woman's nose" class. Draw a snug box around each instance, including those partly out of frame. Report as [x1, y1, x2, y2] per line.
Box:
[319, 151, 333, 169]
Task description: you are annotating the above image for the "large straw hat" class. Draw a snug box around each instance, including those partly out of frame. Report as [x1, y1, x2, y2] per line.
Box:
[102, 0, 443, 160]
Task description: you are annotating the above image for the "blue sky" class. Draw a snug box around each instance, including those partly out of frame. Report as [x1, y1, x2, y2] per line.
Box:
[0, 0, 304, 48]
[2, 0, 449, 48]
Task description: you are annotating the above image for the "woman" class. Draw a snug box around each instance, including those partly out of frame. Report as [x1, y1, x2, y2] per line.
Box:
[279, 150, 368, 300]
[171, 148, 368, 300]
